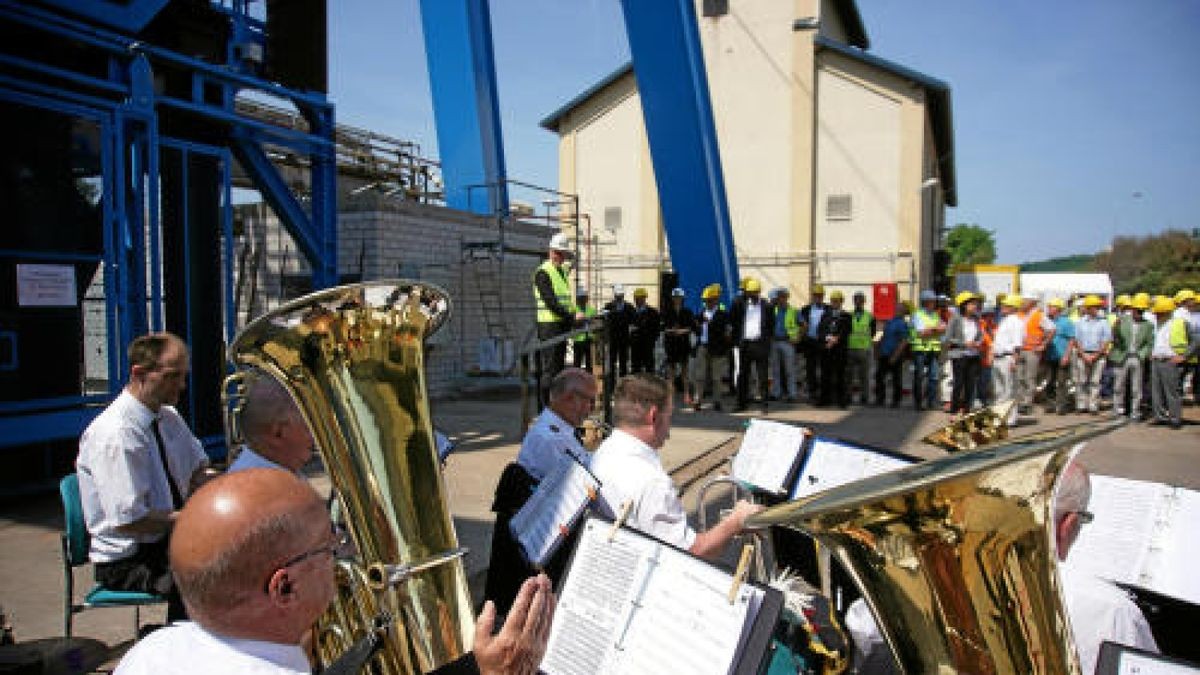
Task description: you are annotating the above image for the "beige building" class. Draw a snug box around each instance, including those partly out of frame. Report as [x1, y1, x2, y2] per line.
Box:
[540, 0, 955, 310]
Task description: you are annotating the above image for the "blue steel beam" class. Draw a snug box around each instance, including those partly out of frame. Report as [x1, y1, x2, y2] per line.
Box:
[618, 0, 740, 307]
[419, 0, 508, 216]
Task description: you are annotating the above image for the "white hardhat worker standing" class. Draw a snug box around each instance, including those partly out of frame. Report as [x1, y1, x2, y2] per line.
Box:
[533, 233, 585, 408]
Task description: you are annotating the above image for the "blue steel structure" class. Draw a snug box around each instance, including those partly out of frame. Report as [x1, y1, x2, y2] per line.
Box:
[419, 0, 509, 217]
[0, 0, 336, 488]
[618, 0, 741, 307]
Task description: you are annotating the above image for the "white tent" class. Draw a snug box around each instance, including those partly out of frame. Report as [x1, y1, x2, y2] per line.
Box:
[1019, 273, 1114, 304]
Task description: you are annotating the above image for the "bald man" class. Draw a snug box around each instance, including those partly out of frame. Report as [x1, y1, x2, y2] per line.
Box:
[228, 373, 315, 473]
[116, 469, 556, 675]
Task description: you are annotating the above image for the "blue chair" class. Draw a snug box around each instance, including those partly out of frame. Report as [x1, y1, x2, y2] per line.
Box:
[59, 473, 166, 638]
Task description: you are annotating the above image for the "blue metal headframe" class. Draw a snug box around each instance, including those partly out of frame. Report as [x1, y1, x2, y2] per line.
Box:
[419, 0, 509, 216]
[618, 0, 740, 308]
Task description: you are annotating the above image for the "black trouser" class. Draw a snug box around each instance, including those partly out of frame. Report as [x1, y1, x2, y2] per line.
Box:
[95, 539, 187, 622]
[874, 354, 904, 405]
[608, 341, 630, 379]
[951, 355, 981, 413]
[630, 339, 655, 374]
[573, 338, 592, 371]
[737, 339, 770, 407]
[820, 347, 848, 406]
[537, 323, 568, 408]
[801, 338, 822, 401]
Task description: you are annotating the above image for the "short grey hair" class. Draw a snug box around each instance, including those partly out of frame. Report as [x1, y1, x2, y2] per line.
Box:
[240, 371, 301, 445]
[1054, 460, 1092, 522]
[549, 368, 594, 402]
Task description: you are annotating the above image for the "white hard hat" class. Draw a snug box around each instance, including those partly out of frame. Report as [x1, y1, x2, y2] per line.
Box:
[576, 286, 588, 297]
[671, 288, 685, 297]
[612, 284, 625, 295]
[548, 233, 572, 253]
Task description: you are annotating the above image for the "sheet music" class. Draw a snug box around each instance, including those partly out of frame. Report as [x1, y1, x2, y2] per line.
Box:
[791, 438, 912, 499]
[541, 519, 767, 675]
[1062, 476, 1168, 589]
[1118, 652, 1200, 675]
[731, 419, 808, 493]
[1145, 487, 1200, 605]
[510, 459, 600, 566]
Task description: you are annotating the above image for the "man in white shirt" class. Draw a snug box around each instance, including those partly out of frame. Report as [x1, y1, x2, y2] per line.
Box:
[590, 374, 762, 560]
[516, 368, 597, 481]
[117, 469, 556, 675]
[228, 372, 314, 474]
[76, 332, 211, 622]
[1056, 461, 1158, 675]
[991, 295, 1026, 427]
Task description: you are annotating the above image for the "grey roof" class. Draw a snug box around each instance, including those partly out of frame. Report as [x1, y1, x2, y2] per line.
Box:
[539, 63, 634, 132]
[814, 35, 957, 207]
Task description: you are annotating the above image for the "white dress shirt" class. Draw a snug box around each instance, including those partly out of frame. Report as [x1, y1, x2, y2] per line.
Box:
[806, 305, 825, 339]
[1152, 320, 1177, 359]
[228, 446, 287, 473]
[590, 429, 696, 550]
[115, 621, 311, 674]
[77, 390, 208, 562]
[1062, 572, 1158, 675]
[700, 307, 715, 345]
[993, 314, 1026, 357]
[516, 408, 588, 481]
[742, 301, 763, 341]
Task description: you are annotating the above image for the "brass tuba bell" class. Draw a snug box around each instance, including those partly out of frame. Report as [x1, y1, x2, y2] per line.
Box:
[227, 281, 472, 675]
[750, 419, 1126, 674]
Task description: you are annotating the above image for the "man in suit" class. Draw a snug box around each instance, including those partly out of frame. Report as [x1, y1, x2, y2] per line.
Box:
[817, 290, 852, 407]
[629, 287, 661, 374]
[798, 284, 829, 403]
[690, 284, 734, 412]
[731, 278, 774, 413]
[603, 284, 635, 379]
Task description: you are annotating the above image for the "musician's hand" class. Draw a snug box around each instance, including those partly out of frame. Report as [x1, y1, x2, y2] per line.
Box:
[730, 500, 765, 533]
[474, 574, 556, 675]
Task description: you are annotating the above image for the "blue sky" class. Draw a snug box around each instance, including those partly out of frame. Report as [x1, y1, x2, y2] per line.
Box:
[329, 1, 1200, 264]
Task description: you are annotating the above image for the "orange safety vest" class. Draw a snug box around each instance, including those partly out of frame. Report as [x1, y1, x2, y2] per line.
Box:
[1022, 309, 1047, 351]
[979, 314, 997, 366]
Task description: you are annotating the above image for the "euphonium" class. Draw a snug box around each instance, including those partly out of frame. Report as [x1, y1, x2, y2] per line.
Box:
[226, 281, 473, 675]
[749, 419, 1125, 674]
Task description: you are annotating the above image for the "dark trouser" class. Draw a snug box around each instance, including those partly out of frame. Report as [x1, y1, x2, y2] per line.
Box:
[537, 323, 568, 408]
[737, 339, 770, 408]
[912, 351, 940, 409]
[1045, 356, 1073, 413]
[874, 354, 904, 405]
[608, 341, 630, 379]
[95, 539, 187, 622]
[951, 356, 981, 413]
[630, 339, 655, 374]
[1150, 359, 1182, 425]
[573, 338, 592, 371]
[801, 338, 822, 401]
[977, 364, 993, 406]
[820, 347, 848, 407]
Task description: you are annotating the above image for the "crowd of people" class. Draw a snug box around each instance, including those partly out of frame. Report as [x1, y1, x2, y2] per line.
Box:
[569, 278, 1200, 430]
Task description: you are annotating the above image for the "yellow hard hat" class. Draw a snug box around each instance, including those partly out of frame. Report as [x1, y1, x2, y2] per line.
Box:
[1152, 296, 1176, 314]
[1003, 294, 1023, 309]
[633, 287, 648, 298]
[744, 278, 761, 293]
[1082, 295, 1104, 308]
[811, 283, 825, 295]
[702, 284, 721, 300]
[1114, 294, 1130, 308]
[1047, 297, 1066, 309]
[955, 290, 978, 306]
[739, 277, 751, 290]
[1130, 294, 1150, 310]
[1174, 289, 1196, 304]
[829, 290, 845, 302]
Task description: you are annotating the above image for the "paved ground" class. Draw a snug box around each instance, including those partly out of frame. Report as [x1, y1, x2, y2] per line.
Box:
[1, 385, 1196, 671]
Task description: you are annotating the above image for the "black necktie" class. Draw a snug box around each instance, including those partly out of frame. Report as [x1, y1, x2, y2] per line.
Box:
[151, 418, 184, 509]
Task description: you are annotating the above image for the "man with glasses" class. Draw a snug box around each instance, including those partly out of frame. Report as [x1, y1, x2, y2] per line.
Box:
[515, 368, 597, 481]
[77, 332, 212, 623]
[1056, 461, 1157, 674]
[117, 469, 556, 674]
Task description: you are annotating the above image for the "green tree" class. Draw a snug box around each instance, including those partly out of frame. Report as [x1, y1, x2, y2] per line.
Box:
[1093, 230, 1200, 295]
[944, 224, 997, 266]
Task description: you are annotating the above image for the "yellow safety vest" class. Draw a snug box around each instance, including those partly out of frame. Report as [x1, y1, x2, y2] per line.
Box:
[849, 310, 874, 350]
[911, 309, 942, 352]
[533, 261, 575, 324]
[775, 306, 800, 341]
[573, 306, 597, 342]
[1169, 317, 1190, 357]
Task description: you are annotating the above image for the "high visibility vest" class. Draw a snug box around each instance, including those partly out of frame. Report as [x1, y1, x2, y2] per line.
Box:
[573, 306, 597, 342]
[533, 261, 575, 324]
[911, 309, 942, 352]
[849, 310, 874, 350]
[1169, 317, 1190, 356]
[777, 306, 800, 341]
[1107, 313, 1118, 328]
[1022, 309, 1047, 351]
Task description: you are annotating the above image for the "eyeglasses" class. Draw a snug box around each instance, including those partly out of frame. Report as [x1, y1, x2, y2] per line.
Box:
[1075, 510, 1094, 524]
[263, 529, 350, 593]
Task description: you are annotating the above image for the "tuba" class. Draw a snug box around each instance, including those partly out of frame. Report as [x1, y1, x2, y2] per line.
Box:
[226, 281, 473, 674]
[922, 401, 1015, 451]
[749, 419, 1125, 674]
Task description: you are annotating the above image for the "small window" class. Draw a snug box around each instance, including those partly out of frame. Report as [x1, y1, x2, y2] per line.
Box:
[826, 194, 852, 221]
[604, 206, 622, 233]
[703, 0, 729, 17]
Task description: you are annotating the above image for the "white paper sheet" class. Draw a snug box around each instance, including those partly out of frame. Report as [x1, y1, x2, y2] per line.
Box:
[510, 459, 600, 566]
[731, 419, 808, 493]
[791, 438, 912, 499]
[1062, 475, 1168, 590]
[1117, 651, 1200, 675]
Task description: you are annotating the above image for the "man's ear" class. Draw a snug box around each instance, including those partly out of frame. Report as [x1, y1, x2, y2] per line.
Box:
[266, 569, 296, 606]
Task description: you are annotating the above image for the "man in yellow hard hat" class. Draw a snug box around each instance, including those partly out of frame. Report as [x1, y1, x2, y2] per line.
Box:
[629, 287, 660, 374]
[1109, 293, 1154, 420]
[816, 290, 852, 407]
[1174, 289, 1200, 405]
[1070, 295, 1111, 414]
[731, 278, 774, 412]
[1149, 297, 1198, 428]
[846, 291, 876, 406]
[1043, 298, 1075, 414]
[991, 293, 1026, 427]
[798, 283, 828, 403]
[690, 284, 733, 411]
